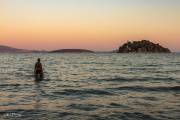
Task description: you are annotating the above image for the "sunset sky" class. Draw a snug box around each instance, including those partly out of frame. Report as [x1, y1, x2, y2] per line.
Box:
[0, 0, 179, 51]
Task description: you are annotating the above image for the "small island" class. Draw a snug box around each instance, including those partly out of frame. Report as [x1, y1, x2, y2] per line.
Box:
[118, 40, 171, 53]
[50, 49, 94, 53]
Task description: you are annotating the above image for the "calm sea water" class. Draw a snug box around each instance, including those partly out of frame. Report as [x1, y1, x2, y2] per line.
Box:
[0, 53, 180, 120]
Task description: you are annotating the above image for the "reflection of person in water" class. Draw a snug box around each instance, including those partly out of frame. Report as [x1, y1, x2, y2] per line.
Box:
[34, 58, 43, 78]
[34, 81, 41, 109]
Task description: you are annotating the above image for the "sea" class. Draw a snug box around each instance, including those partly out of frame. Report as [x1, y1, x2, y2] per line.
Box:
[0, 53, 180, 120]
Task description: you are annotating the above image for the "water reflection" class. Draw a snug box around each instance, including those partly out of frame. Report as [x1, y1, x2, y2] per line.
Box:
[0, 53, 180, 120]
[34, 74, 44, 82]
[34, 79, 42, 110]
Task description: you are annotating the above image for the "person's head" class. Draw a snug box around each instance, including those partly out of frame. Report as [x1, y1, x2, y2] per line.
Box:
[37, 58, 41, 62]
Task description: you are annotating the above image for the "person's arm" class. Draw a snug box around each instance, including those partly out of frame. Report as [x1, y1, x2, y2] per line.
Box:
[40, 63, 43, 74]
[34, 63, 37, 74]
[40, 63, 43, 73]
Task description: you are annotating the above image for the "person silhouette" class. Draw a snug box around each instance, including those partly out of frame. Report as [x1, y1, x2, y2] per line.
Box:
[34, 58, 43, 79]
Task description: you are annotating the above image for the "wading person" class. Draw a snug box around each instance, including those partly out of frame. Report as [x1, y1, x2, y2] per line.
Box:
[34, 58, 43, 78]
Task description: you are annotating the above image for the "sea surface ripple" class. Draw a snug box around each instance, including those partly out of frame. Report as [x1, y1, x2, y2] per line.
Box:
[0, 53, 180, 120]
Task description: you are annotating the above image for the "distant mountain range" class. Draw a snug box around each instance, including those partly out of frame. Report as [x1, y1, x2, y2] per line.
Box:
[0, 45, 34, 53]
[0, 40, 171, 53]
[0, 45, 94, 53]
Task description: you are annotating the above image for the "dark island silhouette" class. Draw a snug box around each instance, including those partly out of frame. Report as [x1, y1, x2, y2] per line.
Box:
[118, 40, 171, 53]
[0, 40, 171, 53]
[50, 49, 94, 53]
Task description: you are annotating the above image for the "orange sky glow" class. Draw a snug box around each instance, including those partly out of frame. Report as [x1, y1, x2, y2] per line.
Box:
[0, 0, 179, 51]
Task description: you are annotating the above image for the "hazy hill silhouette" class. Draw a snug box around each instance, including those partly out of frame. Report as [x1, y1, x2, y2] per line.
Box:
[0, 45, 33, 53]
[50, 49, 94, 53]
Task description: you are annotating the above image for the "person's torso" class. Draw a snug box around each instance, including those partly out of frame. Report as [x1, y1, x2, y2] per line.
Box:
[36, 62, 42, 70]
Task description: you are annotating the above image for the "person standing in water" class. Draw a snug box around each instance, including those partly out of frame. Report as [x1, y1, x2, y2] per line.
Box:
[34, 58, 43, 77]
